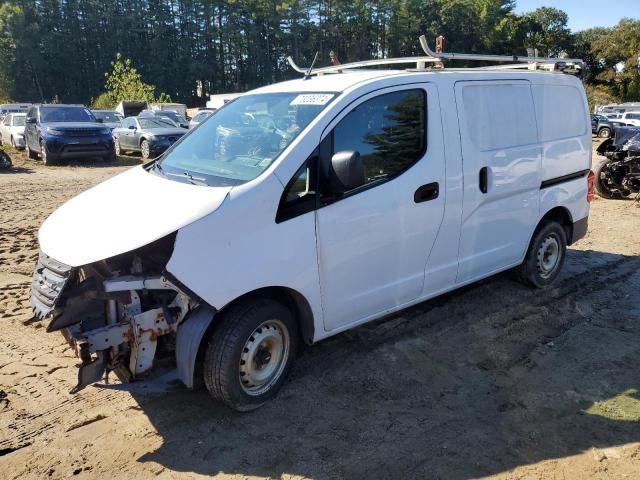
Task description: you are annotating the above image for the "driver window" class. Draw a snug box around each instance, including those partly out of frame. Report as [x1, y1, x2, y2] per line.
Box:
[332, 89, 426, 189]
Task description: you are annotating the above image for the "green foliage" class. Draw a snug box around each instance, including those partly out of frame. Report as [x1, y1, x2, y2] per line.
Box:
[97, 53, 171, 107]
[584, 84, 619, 112]
[0, 1, 636, 105]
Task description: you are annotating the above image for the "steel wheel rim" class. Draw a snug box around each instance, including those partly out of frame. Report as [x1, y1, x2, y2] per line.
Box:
[537, 234, 560, 279]
[114, 139, 120, 155]
[141, 141, 149, 158]
[239, 319, 290, 396]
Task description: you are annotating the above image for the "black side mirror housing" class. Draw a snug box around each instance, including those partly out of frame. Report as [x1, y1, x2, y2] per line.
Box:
[96, 118, 103, 123]
[329, 150, 365, 193]
[26, 117, 36, 124]
[128, 125, 136, 130]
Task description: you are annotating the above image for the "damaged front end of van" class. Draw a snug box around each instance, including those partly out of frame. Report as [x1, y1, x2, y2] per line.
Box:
[30, 234, 199, 392]
[28, 165, 229, 393]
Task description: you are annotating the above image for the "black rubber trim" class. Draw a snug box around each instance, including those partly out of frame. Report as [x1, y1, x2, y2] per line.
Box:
[540, 169, 590, 189]
[571, 216, 588, 244]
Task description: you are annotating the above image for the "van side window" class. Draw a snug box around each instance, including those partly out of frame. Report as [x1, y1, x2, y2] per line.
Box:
[276, 156, 317, 223]
[331, 89, 426, 190]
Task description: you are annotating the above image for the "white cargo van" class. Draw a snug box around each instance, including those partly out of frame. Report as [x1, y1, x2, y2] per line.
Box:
[30, 43, 593, 411]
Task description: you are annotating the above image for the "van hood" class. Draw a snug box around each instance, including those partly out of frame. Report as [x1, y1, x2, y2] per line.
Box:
[39, 166, 230, 267]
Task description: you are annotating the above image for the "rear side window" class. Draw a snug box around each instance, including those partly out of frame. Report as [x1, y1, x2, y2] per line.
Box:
[461, 83, 537, 151]
[532, 85, 587, 141]
[332, 89, 426, 188]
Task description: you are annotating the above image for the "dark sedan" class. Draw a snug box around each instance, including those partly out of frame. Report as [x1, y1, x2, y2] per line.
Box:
[113, 116, 187, 159]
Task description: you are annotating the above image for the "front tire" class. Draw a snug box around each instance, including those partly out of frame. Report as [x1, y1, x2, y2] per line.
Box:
[40, 140, 53, 165]
[598, 127, 611, 138]
[203, 298, 298, 411]
[516, 221, 567, 288]
[594, 160, 625, 199]
[114, 137, 121, 156]
[140, 139, 151, 159]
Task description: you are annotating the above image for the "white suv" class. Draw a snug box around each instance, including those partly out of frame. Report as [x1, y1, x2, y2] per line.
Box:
[31, 65, 593, 411]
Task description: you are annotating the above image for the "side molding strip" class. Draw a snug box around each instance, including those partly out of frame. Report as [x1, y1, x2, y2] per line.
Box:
[540, 169, 590, 189]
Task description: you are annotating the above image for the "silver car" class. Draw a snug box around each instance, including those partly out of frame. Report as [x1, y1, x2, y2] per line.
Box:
[113, 116, 187, 159]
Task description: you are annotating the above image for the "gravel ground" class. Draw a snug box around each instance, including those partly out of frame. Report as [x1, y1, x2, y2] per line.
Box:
[1, 146, 639, 480]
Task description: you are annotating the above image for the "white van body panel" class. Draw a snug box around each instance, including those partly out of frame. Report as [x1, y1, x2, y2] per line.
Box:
[39, 166, 231, 267]
[166, 172, 325, 333]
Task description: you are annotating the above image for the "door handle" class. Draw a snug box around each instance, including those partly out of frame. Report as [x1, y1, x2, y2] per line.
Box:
[479, 167, 488, 194]
[414, 182, 439, 203]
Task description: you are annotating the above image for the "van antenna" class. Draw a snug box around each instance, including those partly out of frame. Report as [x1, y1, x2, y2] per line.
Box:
[304, 52, 320, 80]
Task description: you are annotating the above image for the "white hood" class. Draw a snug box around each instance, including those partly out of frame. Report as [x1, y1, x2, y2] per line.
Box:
[39, 166, 230, 267]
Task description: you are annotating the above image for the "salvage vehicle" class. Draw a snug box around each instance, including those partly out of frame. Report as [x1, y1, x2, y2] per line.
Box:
[0, 112, 26, 149]
[30, 38, 593, 411]
[24, 104, 114, 165]
[91, 109, 124, 130]
[188, 109, 214, 129]
[594, 126, 640, 199]
[112, 116, 186, 159]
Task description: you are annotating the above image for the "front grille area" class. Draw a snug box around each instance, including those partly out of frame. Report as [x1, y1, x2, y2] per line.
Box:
[61, 129, 103, 136]
[30, 251, 75, 319]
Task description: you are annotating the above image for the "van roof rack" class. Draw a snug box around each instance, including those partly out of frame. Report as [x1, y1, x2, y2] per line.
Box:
[287, 35, 584, 76]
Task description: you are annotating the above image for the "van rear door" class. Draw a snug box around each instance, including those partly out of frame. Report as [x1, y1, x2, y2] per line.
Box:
[454, 80, 541, 283]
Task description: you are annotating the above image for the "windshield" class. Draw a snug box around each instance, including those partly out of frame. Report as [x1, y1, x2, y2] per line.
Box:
[139, 117, 175, 129]
[94, 111, 123, 123]
[13, 115, 25, 126]
[41, 106, 96, 123]
[157, 92, 335, 186]
[161, 111, 186, 123]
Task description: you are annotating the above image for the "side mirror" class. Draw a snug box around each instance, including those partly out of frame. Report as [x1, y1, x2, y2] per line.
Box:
[329, 150, 365, 193]
[128, 125, 136, 130]
[26, 117, 36, 124]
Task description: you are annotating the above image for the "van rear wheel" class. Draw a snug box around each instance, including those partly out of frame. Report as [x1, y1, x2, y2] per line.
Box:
[203, 298, 298, 411]
[516, 221, 567, 288]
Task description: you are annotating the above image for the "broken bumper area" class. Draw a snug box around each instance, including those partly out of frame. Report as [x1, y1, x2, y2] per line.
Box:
[29, 249, 195, 394]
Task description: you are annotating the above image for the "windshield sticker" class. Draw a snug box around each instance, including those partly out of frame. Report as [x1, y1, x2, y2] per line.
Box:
[290, 94, 334, 106]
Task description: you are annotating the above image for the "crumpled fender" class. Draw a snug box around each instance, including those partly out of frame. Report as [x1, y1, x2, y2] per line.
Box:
[175, 305, 216, 388]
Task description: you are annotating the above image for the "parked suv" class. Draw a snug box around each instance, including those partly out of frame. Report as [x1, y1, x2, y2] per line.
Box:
[25, 104, 114, 165]
[591, 114, 614, 138]
[31, 66, 592, 411]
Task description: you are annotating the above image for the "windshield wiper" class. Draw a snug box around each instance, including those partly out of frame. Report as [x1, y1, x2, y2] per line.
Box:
[152, 161, 166, 177]
[182, 171, 209, 186]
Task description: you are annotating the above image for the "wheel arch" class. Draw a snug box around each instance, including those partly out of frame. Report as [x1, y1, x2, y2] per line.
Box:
[535, 206, 573, 245]
[215, 286, 315, 345]
[185, 286, 315, 389]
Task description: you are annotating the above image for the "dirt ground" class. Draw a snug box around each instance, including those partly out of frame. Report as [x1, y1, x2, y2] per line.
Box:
[1, 145, 639, 480]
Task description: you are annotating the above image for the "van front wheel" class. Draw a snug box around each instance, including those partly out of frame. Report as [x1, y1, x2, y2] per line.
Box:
[516, 221, 567, 288]
[203, 298, 298, 411]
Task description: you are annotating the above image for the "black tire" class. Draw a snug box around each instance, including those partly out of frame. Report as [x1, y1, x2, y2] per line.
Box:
[103, 150, 116, 163]
[40, 140, 54, 166]
[516, 221, 567, 289]
[27, 143, 37, 159]
[598, 127, 611, 138]
[594, 160, 624, 199]
[10, 136, 16, 148]
[140, 139, 151, 159]
[203, 298, 298, 411]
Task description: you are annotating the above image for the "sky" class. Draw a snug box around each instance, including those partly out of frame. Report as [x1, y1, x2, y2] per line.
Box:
[514, 0, 639, 32]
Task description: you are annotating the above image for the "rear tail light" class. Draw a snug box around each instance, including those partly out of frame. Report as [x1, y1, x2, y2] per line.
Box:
[587, 170, 595, 202]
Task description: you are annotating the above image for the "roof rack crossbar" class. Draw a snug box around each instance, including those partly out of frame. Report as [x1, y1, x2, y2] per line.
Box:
[286, 55, 442, 75]
[418, 35, 584, 66]
[287, 35, 585, 76]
